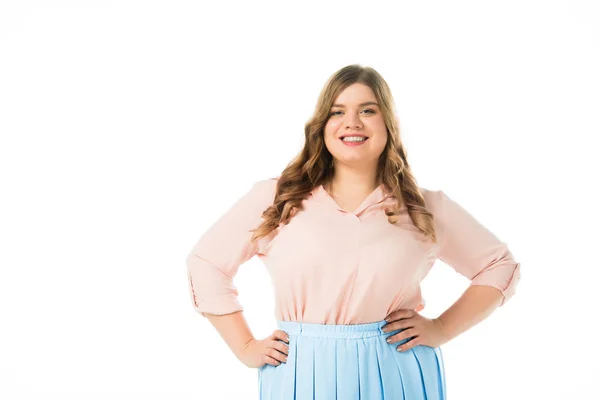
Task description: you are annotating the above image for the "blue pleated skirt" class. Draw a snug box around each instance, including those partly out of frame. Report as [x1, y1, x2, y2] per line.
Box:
[258, 319, 446, 399]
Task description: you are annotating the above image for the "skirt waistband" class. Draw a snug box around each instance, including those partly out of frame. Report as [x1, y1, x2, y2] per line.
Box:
[276, 319, 394, 339]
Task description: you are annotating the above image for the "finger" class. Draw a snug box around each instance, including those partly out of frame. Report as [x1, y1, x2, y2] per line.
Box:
[262, 354, 282, 366]
[382, 319, 414, 333]
[397, 336, 421, 352]
[385, 309, 414, 322]
[271, 339, 289, 356]
[386, 328, 419, 344]
[266, 347, 288, 363]
[274, 330, 290, 344]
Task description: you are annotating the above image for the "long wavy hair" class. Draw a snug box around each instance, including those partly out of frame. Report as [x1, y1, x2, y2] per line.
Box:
[249, 64, 437, 247]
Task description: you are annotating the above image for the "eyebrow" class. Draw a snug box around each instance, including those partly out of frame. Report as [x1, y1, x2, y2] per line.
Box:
[331, 101, 379, 108]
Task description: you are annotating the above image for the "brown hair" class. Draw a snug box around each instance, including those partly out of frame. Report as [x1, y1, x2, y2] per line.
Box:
[250, 64, 437, 246]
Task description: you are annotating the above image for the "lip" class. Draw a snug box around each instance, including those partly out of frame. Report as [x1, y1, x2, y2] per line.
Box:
[339, 133, 368, 139]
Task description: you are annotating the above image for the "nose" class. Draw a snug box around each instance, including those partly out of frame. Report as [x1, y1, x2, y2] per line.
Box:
[345, 113, 362, 129]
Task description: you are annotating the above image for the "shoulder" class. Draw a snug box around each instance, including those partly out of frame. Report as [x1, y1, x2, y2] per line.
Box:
[253, 176, 279, 193]
[418, 186, 449, 243]
[418, 186, 445, 214]
[246, 176, 279, 205]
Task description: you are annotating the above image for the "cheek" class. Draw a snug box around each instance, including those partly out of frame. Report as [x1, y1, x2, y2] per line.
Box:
[367, 117, 386, 131]
[324, 122, 339, 141]
[375, 132, 389, 146]
[324, 133, 338, 149]
[365, 132, 388, 153]
[326, 118, 342, 132]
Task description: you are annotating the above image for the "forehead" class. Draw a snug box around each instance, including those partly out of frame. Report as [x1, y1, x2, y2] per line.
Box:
[332, 83, 378, 107]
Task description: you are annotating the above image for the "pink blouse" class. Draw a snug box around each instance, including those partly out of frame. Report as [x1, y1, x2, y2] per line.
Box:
[186, 177, 521, 325]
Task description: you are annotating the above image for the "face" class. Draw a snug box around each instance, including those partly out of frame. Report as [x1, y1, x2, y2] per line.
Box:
[323, 83, 388, 169]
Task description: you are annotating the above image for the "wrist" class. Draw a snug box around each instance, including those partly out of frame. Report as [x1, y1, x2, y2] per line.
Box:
[433, 317, 452, 344]
[235, 337, 255, 358]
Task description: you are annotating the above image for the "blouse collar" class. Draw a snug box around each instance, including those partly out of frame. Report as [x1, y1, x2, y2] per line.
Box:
[310, 182, 394, 216]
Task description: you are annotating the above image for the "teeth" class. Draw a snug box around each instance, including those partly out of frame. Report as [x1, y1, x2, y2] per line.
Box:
[342, 136, 366, 142]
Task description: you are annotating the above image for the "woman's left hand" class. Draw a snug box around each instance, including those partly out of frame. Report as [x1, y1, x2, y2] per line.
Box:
[382, 309, 449, 352]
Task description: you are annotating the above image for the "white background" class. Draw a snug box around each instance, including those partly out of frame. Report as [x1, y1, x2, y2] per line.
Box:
[1, 0, 599, 399]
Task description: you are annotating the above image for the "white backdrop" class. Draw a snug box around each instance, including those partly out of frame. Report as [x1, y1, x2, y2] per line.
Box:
[1, 1, 599, 399]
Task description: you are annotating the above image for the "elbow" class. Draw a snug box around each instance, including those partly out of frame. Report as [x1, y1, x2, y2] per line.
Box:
[470, 261, 521, 307]
[498, 262, 521, 306]
[186, 253, 243, 317]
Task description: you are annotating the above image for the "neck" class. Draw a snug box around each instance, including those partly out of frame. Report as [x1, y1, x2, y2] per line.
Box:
[327, 160, 380, 195]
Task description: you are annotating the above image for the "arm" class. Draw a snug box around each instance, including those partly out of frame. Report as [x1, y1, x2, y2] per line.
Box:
[186, 179, 277, 356]
[434, 285, 503, 342]
[204, 311, 255, 362]
[430, 189, 522, 341]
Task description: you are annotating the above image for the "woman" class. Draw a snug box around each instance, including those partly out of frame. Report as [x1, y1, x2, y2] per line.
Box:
[186, 64, 521, 399]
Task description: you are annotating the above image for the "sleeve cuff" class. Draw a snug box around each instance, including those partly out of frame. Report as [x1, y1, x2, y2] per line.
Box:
[192, 294, 244, 318]
[470, 262, 521, 307]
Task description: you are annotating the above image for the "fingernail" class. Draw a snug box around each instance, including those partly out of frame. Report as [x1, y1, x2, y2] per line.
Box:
[397, 346, 403, 352]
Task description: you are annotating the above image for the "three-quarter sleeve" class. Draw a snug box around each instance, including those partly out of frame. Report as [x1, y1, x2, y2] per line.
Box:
[186, 178, 277, 318]
[432, 189, 521, 306]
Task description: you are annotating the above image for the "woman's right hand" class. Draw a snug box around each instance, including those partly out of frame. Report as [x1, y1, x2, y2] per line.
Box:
[239, 330, 290, 369]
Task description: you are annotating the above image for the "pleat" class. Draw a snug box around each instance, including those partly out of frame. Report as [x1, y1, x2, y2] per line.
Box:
[413, 345, 445, 399]
[409, 347, 428, 397]
[314, 336, 337, 398]
[312, 342, 316, 399]
[335, 338, 360, 398]
[389, 339, 428, 399]
[358, 338, 379, 398]
[357, 340, 362, 398]
[257, 364, 263, 398]
[375, 336, 406, 398]
[433, 346, 447, 397]
[279, 334, 298, 399]
[295, 335, 314, 400]
[353, 339, 360, 400]
[258, 362, 272, 400]
[334, 338, 338, 398]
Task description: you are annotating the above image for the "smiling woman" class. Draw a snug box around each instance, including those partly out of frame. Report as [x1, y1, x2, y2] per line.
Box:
[324, 84, 388, 171]
[186, 63, 521, 400]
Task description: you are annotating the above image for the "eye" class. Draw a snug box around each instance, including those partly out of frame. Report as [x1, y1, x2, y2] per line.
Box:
[329, 109, 375, 116]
